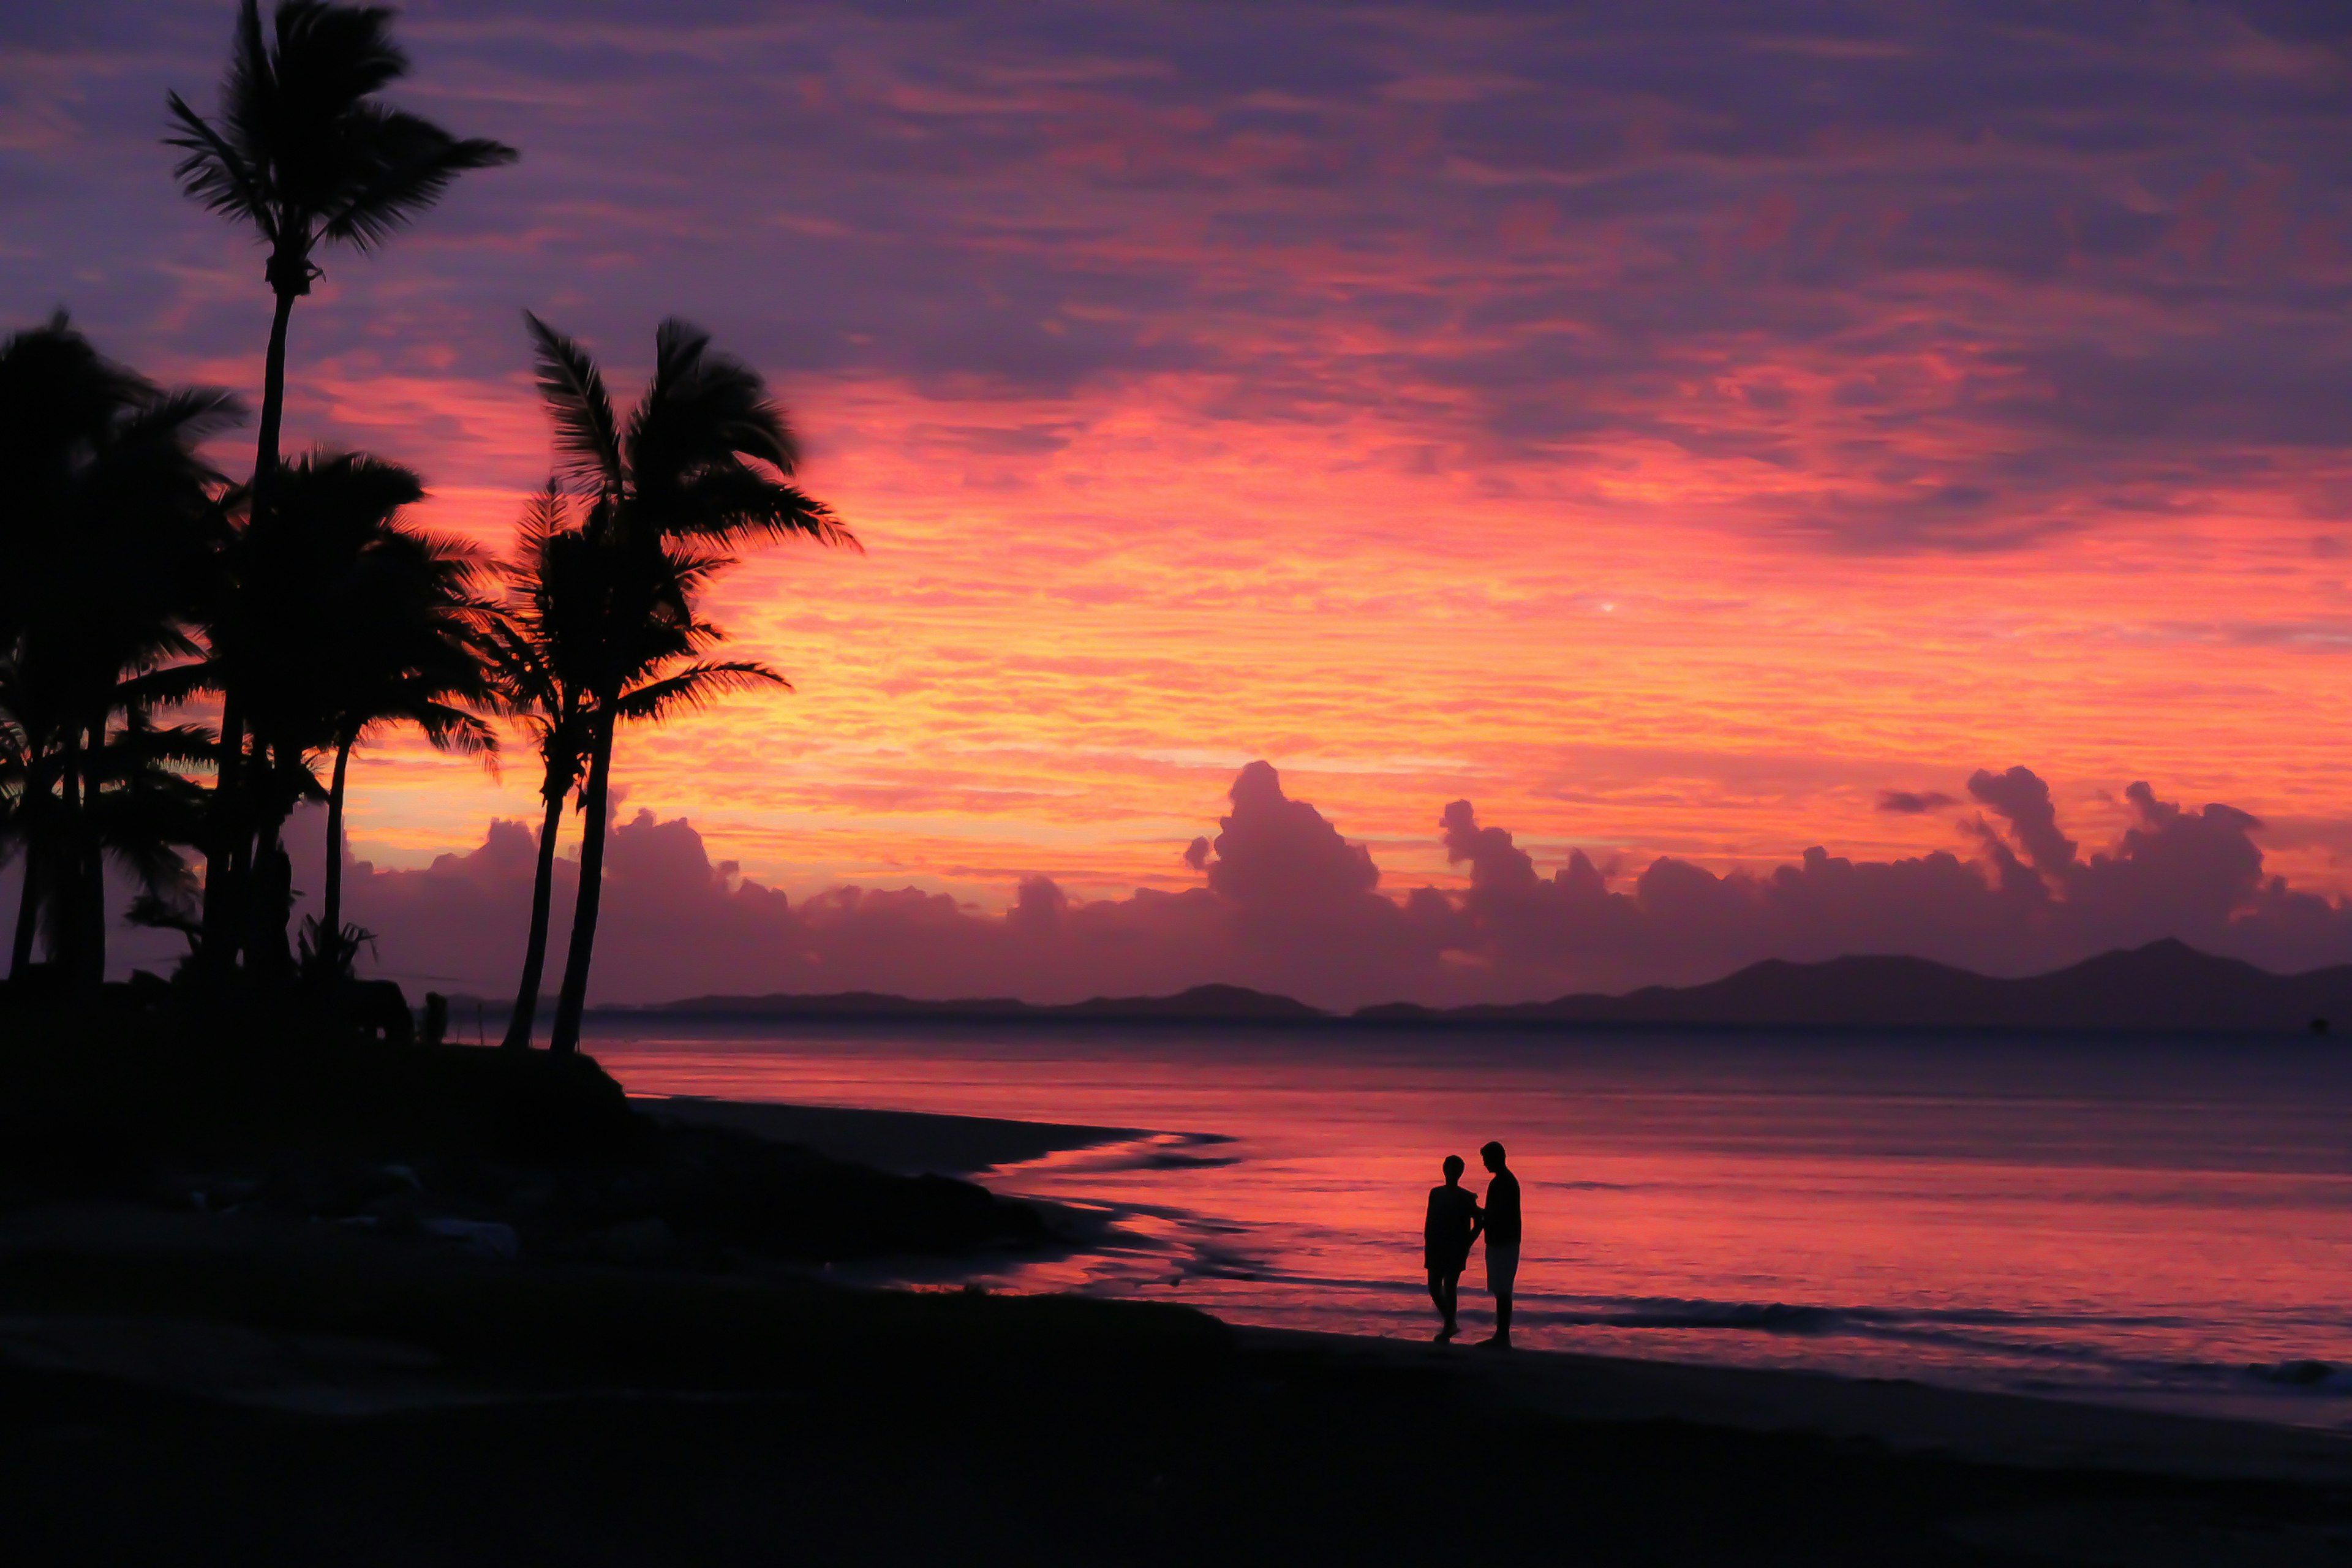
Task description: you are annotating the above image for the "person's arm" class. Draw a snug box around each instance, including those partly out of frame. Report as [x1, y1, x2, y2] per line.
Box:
[1466, 1196, 1484, 1248]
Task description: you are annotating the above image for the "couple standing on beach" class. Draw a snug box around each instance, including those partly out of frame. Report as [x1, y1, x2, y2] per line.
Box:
[1424, 1141, 1520, 1348]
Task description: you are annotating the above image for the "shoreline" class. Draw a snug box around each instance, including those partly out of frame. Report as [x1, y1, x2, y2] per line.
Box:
[663, 1092, 2352, 1461]
[3, 1042, 2343, 1561]
[3, 1202, 2340, 1487]
[1, 1190, 2346, 1561]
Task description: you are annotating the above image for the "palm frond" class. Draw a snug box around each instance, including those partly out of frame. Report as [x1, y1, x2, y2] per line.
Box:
[409, 703, 498, 759]
[270, 2, 407, 109]
[107, 722, 219, 769]
[669, 464, 859, 549]
[319, 105, 518, 249]
[524, 314, 626, 494]
[611, 660, 790, 725]
[164, 91, 273, 237]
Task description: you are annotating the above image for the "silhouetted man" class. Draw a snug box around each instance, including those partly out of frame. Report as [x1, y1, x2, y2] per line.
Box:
[1477, 1140, 1520, 1349]
[1423, 1155, 1480, 1342]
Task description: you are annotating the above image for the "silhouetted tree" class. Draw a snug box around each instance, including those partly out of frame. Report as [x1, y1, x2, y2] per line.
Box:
[195, 452, 492, 984]
[484, 486, 786, 1047]
[522, 314, 852, 1053]
[167, 0, 514, 965]
[306, 493, 495, 978]
[0, 317, 239, 988]
[480, 487, 595, 1048]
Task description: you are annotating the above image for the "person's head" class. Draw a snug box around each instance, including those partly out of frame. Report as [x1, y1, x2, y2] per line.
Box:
[1442, 1154, 1465, 1183]
[1480, 1140, 1507, 1173]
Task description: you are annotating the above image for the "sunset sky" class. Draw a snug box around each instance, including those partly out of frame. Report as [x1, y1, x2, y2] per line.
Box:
[10, 1, 2352, 1000]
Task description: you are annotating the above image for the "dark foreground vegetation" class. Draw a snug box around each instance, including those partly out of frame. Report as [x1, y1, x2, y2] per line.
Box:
[0, 989, 1046, 1267]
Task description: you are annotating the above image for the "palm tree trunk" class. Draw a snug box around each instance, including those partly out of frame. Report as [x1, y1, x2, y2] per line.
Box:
[548, 709, 615, 1055]
[502, 781, 568, 1049]
[252, 279, 298, 519]
[200, 279, 298, 973]
[320, 733, 353, 945]
[75, 716, 106, 989]
[53, 726, 83, 983]
[197, 694, 246, 966]
[8, 835, 39, 979]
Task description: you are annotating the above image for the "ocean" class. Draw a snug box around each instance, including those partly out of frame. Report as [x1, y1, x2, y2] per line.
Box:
[586, 1020, 2352, 1430]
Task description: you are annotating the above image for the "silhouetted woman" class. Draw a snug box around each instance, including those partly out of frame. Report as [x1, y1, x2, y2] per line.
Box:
[1424, 1155, 1482, 1341]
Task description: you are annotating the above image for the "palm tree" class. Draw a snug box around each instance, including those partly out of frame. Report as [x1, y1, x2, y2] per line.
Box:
[0, 316, 239, 987]
[166, 0, 515, 963]
[480, 486, 594, 1047]
[522, 314, 854, 1053]
[483, 488, 786, 1047]
[306, 508, 496, 979]
[200, 451, 491, 982]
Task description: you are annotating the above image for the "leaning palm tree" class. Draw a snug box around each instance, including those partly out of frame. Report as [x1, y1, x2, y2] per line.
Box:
[480, 487, 595, 1047]
[166, 0, 515, 962]
[523, 313, 854, 1053]
[484, 489, 786, 1047]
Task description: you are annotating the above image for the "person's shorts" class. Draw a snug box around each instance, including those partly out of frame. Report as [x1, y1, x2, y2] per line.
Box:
[1485, 1242, 1520, 1295]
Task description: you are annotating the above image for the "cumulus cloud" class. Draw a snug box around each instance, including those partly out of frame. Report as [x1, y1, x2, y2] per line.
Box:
[141, 759, 2352, 1011]
[1968, 766, 2079, 880]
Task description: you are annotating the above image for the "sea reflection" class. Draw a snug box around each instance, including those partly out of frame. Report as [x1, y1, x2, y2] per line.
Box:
[589, 1022, 2352, 1430]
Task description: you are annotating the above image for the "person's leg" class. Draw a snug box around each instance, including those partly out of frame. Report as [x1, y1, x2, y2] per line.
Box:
[1428, 1269, 1450, 1333]
[1480, 1245, 1518, 1348]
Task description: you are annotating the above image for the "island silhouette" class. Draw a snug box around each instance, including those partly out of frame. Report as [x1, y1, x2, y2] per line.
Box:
[593, 938, 2352, 1035]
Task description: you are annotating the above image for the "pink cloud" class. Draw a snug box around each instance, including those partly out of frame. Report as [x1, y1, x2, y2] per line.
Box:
[163, 760, 2352, 1012]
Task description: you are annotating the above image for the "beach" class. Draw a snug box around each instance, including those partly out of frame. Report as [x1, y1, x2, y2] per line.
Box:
[595, 1021, 2352, 1432]
[648, 1092, 2352, 1486]
[4, 1080, 2347, 1566]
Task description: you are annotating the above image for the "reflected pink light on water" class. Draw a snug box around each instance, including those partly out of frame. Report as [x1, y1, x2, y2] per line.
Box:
[590, 1024, 2352, 1429]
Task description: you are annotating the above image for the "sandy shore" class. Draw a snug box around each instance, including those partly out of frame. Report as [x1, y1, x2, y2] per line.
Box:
[654, 1095, 2352, 1483]
[1235, 1326, 2352, 1487]
[0, 1215, 2345, 1561]
[2, 1090, 2347, 1562]
[6, 1194, 2340, 1487]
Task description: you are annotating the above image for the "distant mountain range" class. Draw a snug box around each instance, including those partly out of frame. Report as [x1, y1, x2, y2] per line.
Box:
[606, 940, 2352, 1035]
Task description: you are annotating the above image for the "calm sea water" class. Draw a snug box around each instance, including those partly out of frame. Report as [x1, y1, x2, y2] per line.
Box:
[586, 1021, 2352, 1430]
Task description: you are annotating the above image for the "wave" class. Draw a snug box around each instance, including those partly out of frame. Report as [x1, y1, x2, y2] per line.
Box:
[1014, 1130, 1239, 1175]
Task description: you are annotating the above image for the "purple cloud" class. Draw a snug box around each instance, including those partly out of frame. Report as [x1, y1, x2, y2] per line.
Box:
[53, 759, 2329, 1011]
[8, 2, 2352, 547]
